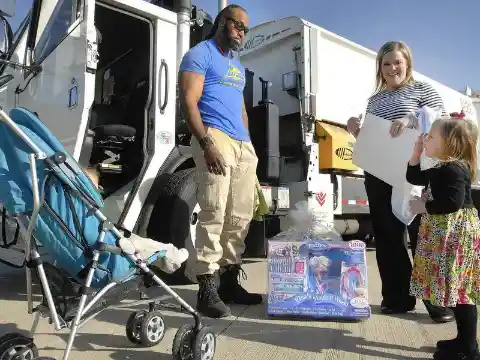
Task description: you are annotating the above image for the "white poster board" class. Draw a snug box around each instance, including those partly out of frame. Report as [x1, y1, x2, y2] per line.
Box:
[352, 113, 419, 188]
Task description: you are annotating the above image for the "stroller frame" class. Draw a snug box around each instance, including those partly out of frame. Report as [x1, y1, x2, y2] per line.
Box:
[0, 108, 215, 360]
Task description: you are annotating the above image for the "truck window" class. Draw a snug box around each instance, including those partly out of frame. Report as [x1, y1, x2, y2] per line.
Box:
[13, 11, 32, 46]
[0, 10, 31, 75]
[33, 0, 82, 64]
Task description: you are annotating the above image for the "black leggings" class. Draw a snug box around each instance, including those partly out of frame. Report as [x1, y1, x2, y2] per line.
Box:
[451, 304, 478, 351]
[365, 173, 417, 307]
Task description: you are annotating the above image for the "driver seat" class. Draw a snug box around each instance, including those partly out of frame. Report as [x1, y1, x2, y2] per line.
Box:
[0, 74, 14, 88]
[78, 104, 126, 168]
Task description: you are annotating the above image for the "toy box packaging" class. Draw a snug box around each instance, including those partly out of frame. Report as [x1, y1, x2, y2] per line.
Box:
[267, 237, 371, 320]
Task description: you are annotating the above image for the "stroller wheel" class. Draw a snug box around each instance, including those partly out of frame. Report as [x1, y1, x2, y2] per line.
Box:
[0, 334, 38, 360]
[172, 325, 216, 360]
[126, 311, 147, 345]
[138, 311, 166, 347]
[0, 333, 25, 345]
[126, 310, 166, 347]
[193, 326, 216, 360]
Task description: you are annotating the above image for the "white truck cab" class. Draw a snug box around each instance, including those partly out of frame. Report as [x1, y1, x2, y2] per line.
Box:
[0, 0, 219, 282]
[0, 0, 181, 229]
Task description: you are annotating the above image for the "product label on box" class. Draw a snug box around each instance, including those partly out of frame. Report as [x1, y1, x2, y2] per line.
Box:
[267, 239, 371, 320]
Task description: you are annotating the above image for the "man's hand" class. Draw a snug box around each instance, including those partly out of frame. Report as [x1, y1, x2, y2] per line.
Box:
[203, 143, 227, 176]
[199, 136, 226, 176]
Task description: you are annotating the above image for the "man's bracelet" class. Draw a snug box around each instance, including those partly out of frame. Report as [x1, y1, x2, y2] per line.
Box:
[198, 135, 214, 150]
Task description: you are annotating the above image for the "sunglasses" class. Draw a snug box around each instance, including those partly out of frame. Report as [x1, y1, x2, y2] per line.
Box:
[226, 18, 249, 34]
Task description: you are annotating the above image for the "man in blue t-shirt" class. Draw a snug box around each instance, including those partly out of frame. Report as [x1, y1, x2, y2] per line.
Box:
[178, 4, 262, 318]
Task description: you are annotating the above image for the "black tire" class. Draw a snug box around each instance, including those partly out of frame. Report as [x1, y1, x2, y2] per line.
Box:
[0, 334, 38, 360]
[147, 168, 197, 285]
[192, 326, 216, 360]
[138, 311, 166, 347]
[172, 324, 217, 360]
[172, 324, 194, 360]
[125, 311, 146, 345]
[0, 333, 25, 345]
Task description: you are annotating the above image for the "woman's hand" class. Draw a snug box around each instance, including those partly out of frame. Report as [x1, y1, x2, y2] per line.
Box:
[409, 196, 426, 214]
[347, 114, 362, 137]
[389, 118, 409, 137]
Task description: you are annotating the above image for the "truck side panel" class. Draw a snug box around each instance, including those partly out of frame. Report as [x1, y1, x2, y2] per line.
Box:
[310, 28, 376, 125]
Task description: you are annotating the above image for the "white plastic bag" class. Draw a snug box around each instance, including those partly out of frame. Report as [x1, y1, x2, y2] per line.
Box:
[391, 106, 442, 224]
[391, 183, 423, 225]
[410, 106, 443, 170]
[272, 201, 342, 242]
[411, 106, 442, 134]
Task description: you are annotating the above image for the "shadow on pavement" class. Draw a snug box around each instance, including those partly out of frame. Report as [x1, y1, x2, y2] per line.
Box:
[0, 256, 435, 360]
[369, 304, 435, 325]
[41, 308, 433, 360]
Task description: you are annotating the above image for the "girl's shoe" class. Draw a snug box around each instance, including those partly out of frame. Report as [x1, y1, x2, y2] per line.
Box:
[424, 300, 454, 323]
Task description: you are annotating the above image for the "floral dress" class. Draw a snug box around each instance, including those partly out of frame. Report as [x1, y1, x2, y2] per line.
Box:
[409, 166, 480, 307]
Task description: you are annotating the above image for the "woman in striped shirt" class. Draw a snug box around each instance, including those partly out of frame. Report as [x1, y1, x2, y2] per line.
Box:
[347, 41, 453, 323]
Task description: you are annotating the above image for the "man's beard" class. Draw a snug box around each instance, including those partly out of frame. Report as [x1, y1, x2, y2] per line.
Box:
[223, 25, 242, 51]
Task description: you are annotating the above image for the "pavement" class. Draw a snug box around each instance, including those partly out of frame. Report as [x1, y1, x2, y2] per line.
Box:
[0, 244, 469, 360]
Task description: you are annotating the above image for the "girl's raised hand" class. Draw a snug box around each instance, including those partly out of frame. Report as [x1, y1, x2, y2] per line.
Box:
[413, 134, 426, 158]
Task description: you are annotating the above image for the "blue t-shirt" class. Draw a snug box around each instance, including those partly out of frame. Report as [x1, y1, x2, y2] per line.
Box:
[179, 40, 249, 142]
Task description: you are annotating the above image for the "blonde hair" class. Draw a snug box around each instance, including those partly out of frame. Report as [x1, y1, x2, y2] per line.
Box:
[374, 41, 415, 94]
[433, 117, 478, 180]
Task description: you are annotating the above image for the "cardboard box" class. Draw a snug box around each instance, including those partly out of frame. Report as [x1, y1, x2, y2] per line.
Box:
[267, 237, 370, 320]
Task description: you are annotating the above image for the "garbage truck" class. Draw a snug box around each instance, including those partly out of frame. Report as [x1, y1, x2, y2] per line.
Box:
[0, 0, 477, 279]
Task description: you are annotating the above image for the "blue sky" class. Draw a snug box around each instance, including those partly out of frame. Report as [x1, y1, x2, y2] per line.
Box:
[9, 0, 480, 91]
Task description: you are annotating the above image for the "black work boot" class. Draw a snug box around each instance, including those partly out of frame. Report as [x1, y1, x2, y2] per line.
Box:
[196, 273, 231, 318]
[433, 348, 480, 360]
[218, 264, 263, 305]
[437, 338, 479, 352]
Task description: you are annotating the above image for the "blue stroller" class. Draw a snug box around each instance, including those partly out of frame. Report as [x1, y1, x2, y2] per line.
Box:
[0, 107, 216, 360]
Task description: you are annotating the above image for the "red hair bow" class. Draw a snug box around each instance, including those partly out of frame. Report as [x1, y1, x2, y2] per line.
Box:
[450, 111, 465, 119]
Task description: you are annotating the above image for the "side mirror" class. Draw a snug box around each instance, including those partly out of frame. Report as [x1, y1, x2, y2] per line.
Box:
[0, 0, 16, 18]
[0, 16, 13, 59]
[0, 15, 13, 59]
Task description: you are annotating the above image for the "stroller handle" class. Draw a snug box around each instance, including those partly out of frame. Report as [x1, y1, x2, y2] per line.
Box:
[0, 107, 47, 159]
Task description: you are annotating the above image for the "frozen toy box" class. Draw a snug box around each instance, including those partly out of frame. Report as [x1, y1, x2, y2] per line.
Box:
[267, 237, 371, 320]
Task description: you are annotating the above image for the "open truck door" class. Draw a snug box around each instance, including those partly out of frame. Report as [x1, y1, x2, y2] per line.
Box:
[100, 2, 178, 230]
[16, 0, 98, 159]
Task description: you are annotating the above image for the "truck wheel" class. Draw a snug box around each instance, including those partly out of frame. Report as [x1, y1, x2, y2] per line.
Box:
[147, 168, 198, 285]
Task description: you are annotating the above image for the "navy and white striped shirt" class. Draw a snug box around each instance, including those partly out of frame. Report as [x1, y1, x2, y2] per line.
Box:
[366, 81, 446, 122]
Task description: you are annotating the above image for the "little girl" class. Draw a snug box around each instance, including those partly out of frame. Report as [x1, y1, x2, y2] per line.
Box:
[407, 115, 480, 360]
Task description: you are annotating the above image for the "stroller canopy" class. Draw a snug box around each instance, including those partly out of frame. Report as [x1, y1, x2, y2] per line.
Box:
[0, 108, 103, 214]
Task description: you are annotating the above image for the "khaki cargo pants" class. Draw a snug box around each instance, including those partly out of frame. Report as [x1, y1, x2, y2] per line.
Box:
[191, 127, 258, 275]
